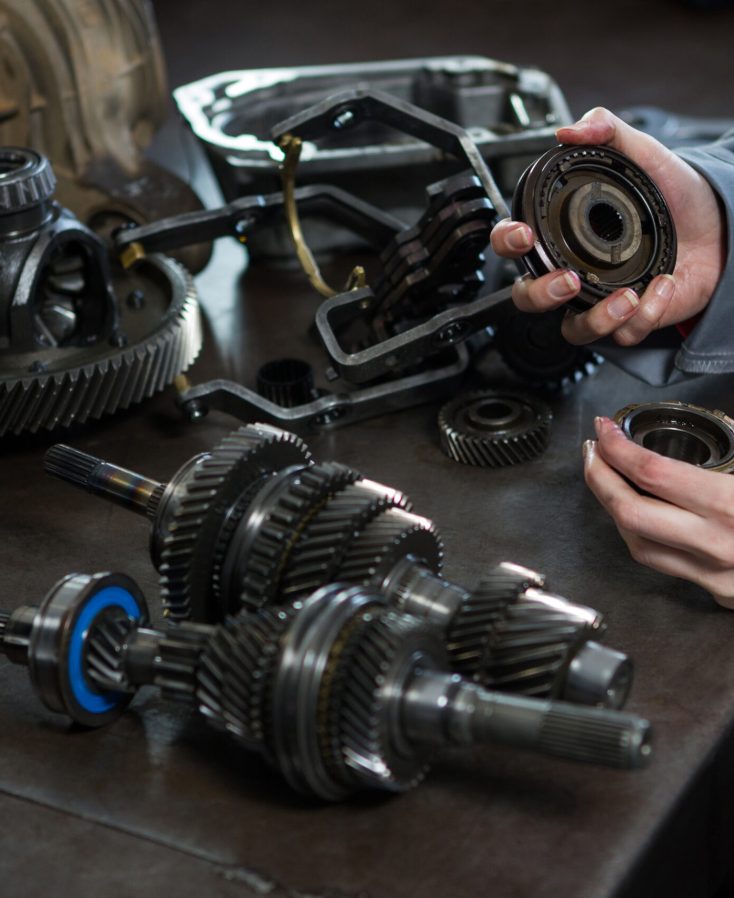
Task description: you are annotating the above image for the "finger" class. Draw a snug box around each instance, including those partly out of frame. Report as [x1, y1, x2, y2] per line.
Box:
[489, 219, 534, 258]
[555, 107, 674, 185]
[512, 269, 580, 312]
[560, 288, 640, 345]
[611, 275, 676, 346]
[593, 417, 733, 519]
[582, 439, 710, 553]
[618, 530, 734, 609]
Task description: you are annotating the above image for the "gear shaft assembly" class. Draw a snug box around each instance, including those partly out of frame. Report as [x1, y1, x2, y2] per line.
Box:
[0, 574, 653, 800]
[45, 424, 631, 708]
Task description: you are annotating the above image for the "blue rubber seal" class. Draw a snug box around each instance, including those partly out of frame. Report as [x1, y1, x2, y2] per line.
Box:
[67, 585, 144, 715]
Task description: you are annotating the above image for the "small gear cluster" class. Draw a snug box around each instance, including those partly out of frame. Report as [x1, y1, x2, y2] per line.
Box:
[0, 573, 653, 800]
[45, 422, 632, 710]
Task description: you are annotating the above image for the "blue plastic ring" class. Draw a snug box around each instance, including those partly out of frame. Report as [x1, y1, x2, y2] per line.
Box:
[67, 585, 144, 715]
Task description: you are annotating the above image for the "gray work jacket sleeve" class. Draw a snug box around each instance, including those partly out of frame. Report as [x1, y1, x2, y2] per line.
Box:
[595, 135, 734, 385]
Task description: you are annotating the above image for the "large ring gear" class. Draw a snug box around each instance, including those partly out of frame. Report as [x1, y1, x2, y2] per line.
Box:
[0, 574, 652, 800]
[46, 422, 632, 709]
[0, 146, 202, 435]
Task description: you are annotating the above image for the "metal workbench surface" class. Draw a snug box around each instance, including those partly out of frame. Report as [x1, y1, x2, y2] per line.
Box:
[3, 2, 734, 896]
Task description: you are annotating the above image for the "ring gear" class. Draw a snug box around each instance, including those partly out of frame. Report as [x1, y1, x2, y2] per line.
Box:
[438, 389, 552, 467]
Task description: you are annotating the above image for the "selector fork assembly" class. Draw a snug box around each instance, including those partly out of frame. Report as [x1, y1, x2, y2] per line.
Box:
[0, 573, 652, 800]
[46, 423, 632, 709]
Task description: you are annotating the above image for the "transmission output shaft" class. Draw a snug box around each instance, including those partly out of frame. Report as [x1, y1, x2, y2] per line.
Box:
[0, 575, 653, 801]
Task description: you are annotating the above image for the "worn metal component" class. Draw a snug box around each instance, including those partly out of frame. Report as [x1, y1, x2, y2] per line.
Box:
[513, 144, 677, 310]
[44, 425, 635, 713]
[0, 578, 654, 799]
[0, 148, 202, 435]
[613, 401, 734, 472]
[438, 389, 552, 467]
[173, 55, 571, 223]
[176, 346, 470, 433]
[0, 0, 209, 272]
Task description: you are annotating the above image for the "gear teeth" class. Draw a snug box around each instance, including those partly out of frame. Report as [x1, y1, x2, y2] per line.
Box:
[159, 424, 312, 622]
[278, 477, 411, 599]
[196, 607, 296, 751]
[85, 610, 137, 692]
[437, 390, 552, 468]
[335, 611, 430, 792]
[237, 461, 361, 611]
[336, 507, 443, 585]
[475, 593, 598, 698]
[446, 562, 546, 675]
[151, 623, 212, 702]
[0, 257, 202, 436]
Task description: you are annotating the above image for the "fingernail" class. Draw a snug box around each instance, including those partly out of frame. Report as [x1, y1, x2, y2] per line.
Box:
[654, 274, 676, 300]
[593, 415, 604, 437]
[608, 289, 640, 320]
[548, 270, 579, 299]
[582, 439, 596, 465]
[506, 225, 532, 251]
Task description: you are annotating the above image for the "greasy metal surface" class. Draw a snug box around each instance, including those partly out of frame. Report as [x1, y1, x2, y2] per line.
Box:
[3, 1, 734, 896]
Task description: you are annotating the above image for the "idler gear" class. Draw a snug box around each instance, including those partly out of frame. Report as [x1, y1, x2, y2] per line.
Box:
[0, 146, 202, 436]
[613, 401, 734, 472]
[1, 576, 654, 800]
[513, 144, 676, 310]
[438, 389, 552, 467]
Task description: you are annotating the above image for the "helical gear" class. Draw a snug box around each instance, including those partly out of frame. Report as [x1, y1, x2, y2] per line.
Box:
[159, 425, 312, 621]
[278, 478, 412, 598]
[438, 389, 552, 467]
[233, 462, 361, 611]
[331, 609, 443, 792]
[337, 507, 443, 584]
[0, 255, 202, 436]
[197, 606, 296, 751]
[471, 585, 603, 698]
[446, 562, 546, 675]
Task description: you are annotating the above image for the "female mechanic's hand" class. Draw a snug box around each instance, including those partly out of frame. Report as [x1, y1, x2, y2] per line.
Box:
[584, 416, 734, 608]
[490, 107, 726, 347]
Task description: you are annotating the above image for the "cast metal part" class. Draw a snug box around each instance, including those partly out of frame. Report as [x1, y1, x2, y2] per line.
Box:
[613, 401, 734, 472]
[0, 0, 210, 273]
[173, 56, 571, 222]
[1, 579, 653, 799]
[0, 147, 202, 435]
[513, 144, 677, 310]
[175, 346, 470, 433]
[44, 425, 634, 710]
[438, 389, 552, 467]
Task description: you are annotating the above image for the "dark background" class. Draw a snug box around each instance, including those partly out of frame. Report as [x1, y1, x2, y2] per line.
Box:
[2, 2, 734, 897]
